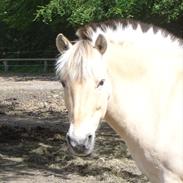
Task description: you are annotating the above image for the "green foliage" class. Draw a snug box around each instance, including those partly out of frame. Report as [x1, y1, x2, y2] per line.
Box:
[0, 1, 57, 58]
[35, 0, 183, 27]
[152, 0, 183, 23]
[0, 0, 49, 29]
[1, 0, 183, 32]
[35, 0, 103, 26]
[35, 0, 66, 23]
[0, 0, 182, 61]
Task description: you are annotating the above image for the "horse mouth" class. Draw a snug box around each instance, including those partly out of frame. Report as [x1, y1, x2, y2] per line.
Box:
[68, 145, 93, 157]
[66, 135, 95, 157]
[67, 142, 94, 157]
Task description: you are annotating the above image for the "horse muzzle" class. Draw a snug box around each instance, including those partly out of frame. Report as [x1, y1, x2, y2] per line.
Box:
[66, 133, 95, 156]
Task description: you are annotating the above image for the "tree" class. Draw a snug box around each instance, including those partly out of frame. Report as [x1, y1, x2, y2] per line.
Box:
[35, 0, 183, 37]
[0, 0, 182, 59]
[0, 0, 57, 58]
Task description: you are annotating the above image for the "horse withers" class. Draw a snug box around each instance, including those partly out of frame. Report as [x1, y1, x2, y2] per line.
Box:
[56, 20, 183, 183]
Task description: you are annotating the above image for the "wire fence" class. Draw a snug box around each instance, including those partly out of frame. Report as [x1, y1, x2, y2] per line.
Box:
[0, 58, 56, 73]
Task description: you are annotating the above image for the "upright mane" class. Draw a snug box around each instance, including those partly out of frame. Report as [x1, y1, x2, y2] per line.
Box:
[76, 19, 182, 46]
[76, 19, 183, 45]
[56, 19, 183, 80]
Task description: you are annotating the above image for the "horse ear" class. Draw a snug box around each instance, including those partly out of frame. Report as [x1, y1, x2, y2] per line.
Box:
[56, 33, 72, 53]
[95, 34, 107, 55]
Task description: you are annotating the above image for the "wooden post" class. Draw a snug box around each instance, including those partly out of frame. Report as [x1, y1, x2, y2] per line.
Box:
[43, 60, 48, 72]
[3, 60, 8, 72]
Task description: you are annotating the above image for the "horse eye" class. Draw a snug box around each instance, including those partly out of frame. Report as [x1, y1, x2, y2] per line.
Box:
[61, 81, 66, 88]
[97, 79, 105, 88]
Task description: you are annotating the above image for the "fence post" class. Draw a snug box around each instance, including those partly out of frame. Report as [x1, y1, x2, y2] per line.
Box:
[43, 60, 48, 72]
[3, 60, 8, 72]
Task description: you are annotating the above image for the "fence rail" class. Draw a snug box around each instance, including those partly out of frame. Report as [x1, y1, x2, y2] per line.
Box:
[0, 58, 56, 72]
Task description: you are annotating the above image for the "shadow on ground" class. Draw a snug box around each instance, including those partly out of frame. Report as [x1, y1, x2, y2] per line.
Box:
[0, 116, 148, 182]
[0, 75, 149, 182]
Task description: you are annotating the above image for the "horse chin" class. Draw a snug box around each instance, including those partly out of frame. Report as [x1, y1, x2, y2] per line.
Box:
[67, 140, 95, 157]
[67, 145, 94, 157]
[73, 149, 93, 157]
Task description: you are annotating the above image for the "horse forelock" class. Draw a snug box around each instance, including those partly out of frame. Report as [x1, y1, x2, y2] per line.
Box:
[56, 40, 99, 81]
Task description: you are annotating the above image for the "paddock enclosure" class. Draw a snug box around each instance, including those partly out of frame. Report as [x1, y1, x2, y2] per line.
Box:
[0, 75, 149, 183]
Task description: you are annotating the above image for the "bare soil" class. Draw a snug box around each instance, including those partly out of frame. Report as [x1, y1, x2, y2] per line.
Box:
[0, 74, 149, 183]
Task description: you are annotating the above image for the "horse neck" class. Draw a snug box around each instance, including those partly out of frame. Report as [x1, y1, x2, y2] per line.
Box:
[103, 39, 182, 142]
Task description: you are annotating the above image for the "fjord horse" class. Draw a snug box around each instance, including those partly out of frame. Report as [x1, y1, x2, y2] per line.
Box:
[56, 20, 183, 183]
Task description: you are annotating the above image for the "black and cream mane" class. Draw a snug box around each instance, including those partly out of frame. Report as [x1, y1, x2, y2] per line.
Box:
[76, 19, 182, 45]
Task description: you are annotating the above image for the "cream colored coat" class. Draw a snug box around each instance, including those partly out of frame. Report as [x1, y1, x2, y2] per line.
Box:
[56, 20, 183, 183]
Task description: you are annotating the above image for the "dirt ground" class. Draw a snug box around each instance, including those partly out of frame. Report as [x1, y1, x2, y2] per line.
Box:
[0, 74, 149, 183]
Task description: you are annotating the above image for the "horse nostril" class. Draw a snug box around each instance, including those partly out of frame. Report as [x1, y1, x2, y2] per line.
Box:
[87, 134, 93, 143]
[88, 134, 92, 140]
